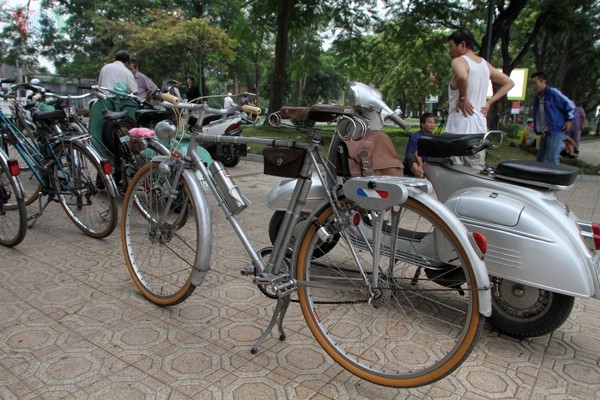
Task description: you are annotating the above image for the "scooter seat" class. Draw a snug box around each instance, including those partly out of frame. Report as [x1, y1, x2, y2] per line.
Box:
[494, 160, 579, 188]
[102, 109, 129, 120]
[32, 109, 65, 122]
[418, 134, 485, 157]
[280, 105, 355, 122]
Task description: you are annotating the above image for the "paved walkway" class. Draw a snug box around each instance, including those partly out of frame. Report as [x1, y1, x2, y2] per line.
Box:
[1, 160, 600, 399]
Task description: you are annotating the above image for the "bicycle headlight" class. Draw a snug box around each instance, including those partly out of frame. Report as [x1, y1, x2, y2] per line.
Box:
[154, 120, 177, 140]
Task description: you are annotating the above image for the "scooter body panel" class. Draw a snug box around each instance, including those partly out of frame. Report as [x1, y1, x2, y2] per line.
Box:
[425, 162, 600, 299]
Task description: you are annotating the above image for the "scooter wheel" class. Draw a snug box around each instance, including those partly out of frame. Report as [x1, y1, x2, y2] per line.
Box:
[489, 277, 575, 338]
[220, 155, 240, 168]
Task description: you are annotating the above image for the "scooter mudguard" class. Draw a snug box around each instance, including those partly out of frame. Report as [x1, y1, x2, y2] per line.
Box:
[444, 188, 598, 298]
[266, 175, 331, 212]
[88, 97, 139, 163]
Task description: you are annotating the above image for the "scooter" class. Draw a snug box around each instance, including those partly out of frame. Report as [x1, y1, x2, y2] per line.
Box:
[266, 81, 600, 338]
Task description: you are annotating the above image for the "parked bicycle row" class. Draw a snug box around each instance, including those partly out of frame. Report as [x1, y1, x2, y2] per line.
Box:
[2, 78, 599, 390]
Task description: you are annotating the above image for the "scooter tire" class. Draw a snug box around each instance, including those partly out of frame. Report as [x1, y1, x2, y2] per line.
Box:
[220, 155, 240, 168]
[489, 278, 575, 338]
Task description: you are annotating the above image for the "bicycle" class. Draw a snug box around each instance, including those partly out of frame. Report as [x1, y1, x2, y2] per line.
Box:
[0, 100, 119, 238]
[120, 102, 492, 388]
[0, 146, 27, 246]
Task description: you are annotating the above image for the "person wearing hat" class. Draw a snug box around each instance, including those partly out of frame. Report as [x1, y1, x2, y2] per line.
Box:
[223, 92, 236, 109]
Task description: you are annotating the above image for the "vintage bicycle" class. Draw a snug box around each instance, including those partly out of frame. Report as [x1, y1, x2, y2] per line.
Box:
[0, 99, 118, 238]
[120, 102, 492, 388]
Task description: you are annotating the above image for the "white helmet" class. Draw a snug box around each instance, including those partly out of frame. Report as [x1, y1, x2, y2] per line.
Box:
[30, 78, 41, 85]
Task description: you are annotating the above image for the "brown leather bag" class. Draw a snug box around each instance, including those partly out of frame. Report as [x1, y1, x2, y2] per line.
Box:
[335, 130, 403, 177]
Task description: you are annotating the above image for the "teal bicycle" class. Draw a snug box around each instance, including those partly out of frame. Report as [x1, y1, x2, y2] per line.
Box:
[0, 98, 118, 238]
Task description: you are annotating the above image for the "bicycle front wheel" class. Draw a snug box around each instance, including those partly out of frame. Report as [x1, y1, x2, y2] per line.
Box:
[121, 162, 199, 306]
[296, 198, 484, 388]
[52, 140, 118, 238]
[0, 156, 27, 246]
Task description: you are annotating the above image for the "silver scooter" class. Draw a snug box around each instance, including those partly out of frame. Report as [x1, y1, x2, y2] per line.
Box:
[266, 82, 600, 338]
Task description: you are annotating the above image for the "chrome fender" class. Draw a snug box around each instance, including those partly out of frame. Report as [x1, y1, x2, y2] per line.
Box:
[408, 188, 492, 317]
[181, 168, 213, 287]
[444, 188, 597, 298]
[291, 183, 492, 317]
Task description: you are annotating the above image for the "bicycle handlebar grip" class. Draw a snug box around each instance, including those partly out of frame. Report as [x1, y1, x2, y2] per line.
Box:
[160, 92, 180, 105]
[78, 84, 92, 90]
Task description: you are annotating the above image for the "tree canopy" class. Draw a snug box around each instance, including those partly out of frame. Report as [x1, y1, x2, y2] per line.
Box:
[1, 0, 598, 118]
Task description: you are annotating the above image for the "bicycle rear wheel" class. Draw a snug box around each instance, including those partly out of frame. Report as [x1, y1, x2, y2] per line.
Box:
[0, 156, 27, 246]
[295, 198, 484, 388]
[121, 162, 199, 306]
[52, 140, 118, 238]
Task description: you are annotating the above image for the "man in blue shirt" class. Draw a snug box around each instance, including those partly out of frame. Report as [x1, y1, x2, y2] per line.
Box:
[404, 113, 436, 178]
[531, 72, 575, 164]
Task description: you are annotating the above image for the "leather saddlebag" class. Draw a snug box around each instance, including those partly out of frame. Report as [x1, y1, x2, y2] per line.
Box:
[335, 130, 403, 177]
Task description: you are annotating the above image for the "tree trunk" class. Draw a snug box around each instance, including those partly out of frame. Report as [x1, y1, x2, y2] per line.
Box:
[267, 0, 293, 121]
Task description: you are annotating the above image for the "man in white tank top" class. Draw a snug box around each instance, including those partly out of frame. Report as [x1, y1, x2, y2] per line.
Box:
[446, 28, 514, 169]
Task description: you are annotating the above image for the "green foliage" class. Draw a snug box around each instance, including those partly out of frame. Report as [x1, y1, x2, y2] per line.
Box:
[503, 123, 523, 140]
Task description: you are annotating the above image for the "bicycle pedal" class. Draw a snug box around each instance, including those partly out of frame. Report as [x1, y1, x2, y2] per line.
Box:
[240, 267, 254, 276]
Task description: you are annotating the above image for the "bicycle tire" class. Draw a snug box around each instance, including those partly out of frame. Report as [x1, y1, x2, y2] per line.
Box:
[2, 134, 42, 206]
[52, 140, 118, 238]
[295, 197, 484, 388]
[0, 155, 27, 246]
[121, 162, 198, 306]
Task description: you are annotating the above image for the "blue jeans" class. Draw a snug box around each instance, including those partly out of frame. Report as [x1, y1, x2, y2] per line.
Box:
[536, 132, 563, 165]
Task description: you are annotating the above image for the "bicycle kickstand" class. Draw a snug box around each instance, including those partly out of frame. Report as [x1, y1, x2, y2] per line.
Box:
[27, 194, 52, 229]
[250, 294, 291, 354]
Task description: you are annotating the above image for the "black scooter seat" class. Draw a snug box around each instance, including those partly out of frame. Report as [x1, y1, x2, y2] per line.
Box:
[494, 160, 579, 188]
[418, 134, 485, 157]
[32, 109, 65, 122]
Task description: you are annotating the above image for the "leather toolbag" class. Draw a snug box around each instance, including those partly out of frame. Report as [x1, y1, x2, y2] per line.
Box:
[335, 130, 403, 177]
[262, 147, 306, 178]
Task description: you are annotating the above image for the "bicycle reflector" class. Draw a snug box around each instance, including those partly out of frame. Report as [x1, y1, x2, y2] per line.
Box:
[100, 160, 112, 175]
[8, 159, 20, 176]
